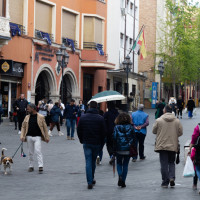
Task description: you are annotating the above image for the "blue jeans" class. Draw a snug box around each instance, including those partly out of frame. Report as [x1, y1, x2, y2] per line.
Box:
[195, 165, 200, 181]
[83, 144, 100, 184]
[116, 155, 130, 182]
[66, 119, 76, 137]
[188, 110, 193, 118]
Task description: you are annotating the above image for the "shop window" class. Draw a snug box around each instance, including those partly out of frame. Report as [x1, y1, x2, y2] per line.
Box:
[35, 0, 53, 34]
[9, 0, 23, 24]
[62, 10, 76, 40]
[0, 0, 6, 17]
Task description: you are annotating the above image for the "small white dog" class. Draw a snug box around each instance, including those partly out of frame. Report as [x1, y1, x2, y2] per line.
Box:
[0, 148, 13, 175]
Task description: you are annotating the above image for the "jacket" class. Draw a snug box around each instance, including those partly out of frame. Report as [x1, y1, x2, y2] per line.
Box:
[191, 125, 200, 145]
[77, 108, 106, 145]
[113, 124, 137, 152]
[50, 105, 62, 123]
[177, 99, 184, 109]
[20, 113, 49, 142]
[187, 99, 195, 111]
[104, 108, 119, 136]
[152, 112, 183, 152]
[15, 98, 28, 113]
[64, 104, 78, 120]
[132, 110, 149, 134]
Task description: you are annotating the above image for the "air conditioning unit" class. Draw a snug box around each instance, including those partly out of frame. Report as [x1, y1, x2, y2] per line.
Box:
[121, 8, 126, 16]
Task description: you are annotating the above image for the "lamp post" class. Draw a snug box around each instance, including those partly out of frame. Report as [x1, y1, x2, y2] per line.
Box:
[158, 59, 164, 100]
[122, 55, 132, 112]
[56, 44, 70, 103]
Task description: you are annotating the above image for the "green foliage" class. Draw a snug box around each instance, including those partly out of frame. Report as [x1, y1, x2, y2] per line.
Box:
[157, 0, 200, 84]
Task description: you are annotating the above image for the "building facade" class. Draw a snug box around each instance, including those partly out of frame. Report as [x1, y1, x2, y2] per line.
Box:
[0, 0, 113, 117]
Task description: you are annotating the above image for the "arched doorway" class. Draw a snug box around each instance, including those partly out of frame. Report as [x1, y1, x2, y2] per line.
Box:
[35, 71, 51, 105]
[60, 74, 72, 105]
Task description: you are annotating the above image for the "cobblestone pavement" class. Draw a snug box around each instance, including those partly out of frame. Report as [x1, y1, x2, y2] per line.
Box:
[0, 109, 200, 200]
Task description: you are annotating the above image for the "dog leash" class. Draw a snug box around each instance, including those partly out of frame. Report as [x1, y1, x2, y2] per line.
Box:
[12, 142, 26, 159]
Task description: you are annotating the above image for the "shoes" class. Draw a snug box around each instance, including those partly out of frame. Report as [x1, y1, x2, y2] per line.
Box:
[109, 156, 115, 165]
[161, 183, 168, 188]
[71, 137, 75, 140]
[193, 184, 197, 190]
[92, 180, 96, 185]
[121, 181, 126, 188]
[67, 136, 70, 140]
[48, 130, 53, 137]
[118, 176, 123, 187]
[18, 130, 21, 135]
[132, 158, 137, 162]
[58, 131, 64, 136]
[39, 167, 43, 173]
[88, 184, 93, 189]
[170, 179, 175, 187]
[140, 156, 146, 160]
[28, 167, 34, 172]
[96, 156, 100, 165]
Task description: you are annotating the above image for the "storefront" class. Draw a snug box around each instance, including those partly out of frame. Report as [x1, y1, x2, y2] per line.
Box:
[0, 60, 24, 117]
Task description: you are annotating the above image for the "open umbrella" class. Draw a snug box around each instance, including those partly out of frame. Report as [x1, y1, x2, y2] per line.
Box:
[88, 90, 125, 104]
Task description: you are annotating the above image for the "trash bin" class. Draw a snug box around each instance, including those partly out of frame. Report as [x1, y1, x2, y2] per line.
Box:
[184, 140, 190, 163]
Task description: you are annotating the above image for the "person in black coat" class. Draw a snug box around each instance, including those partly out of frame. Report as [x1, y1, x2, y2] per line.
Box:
[187, 97, 195, 118]
[104, 101, 119, 165]
[77, 101, 106, 189]
[14, 94, 28, 134]
[177, 96, 184, 119]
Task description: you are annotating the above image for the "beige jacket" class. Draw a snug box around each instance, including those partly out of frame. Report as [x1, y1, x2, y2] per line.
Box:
[152, 113, 183, 152]
[20, 113, 49, 142]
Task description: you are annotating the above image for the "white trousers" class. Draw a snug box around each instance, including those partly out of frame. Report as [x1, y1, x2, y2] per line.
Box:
[27, 136, 43, 168]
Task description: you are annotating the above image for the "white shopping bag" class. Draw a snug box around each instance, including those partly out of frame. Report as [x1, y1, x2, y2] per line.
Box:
[193, 108, 197, 116]
[183, 156, 195, 177]
[183, 108, 188, 114]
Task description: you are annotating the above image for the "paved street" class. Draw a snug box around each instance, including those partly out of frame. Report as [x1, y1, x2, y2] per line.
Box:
[0, 109, 200, 200]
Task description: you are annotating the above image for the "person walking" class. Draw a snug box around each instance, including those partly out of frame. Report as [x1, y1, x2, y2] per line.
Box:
[20, 103, 49, 173]
[64, 99, 78, 140]
[155, 98, 165, 119]
[131, 104, 149, 161]
[152, 105, 183, 188]
[77, 100, 85, 126]
[169, 97, 177, 116]
[187, 97, 195, 119]
[77, 101, 106, 189]
[177, 96, 184, 119]
[12, 100, 18, 130]
[59, 99, 65, 126]
[38, 99, 48, 120]
[113, 113, 137, 188]
[46, 99, 54, 126]
[15, 94, 28, 134]
[48, 102, 64, 137]
[104, 101, 119, 165]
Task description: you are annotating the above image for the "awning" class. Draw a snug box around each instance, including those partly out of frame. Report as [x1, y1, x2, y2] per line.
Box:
[81, 61, 115, 70]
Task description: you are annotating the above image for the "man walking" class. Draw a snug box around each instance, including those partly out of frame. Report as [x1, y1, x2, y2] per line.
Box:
[20, 103, 49, 173]
[14, 94, 28, 134]
[77, 101, 106, 189]
[152, 105, 183, 188]
[131, 104, 149, 161]
[187, 97, 195, 119]
[64, 99, 78, 140]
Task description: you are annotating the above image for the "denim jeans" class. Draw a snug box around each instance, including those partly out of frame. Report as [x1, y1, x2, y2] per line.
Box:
[66, 119, 76, 137]
[188, 110, 193, 118]
[83, 144, 100, 185]
[195, 165, 200, 181]
[116, 154, 130, 182]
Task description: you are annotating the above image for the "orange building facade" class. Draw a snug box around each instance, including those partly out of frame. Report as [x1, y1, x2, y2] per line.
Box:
[0, 0, 114, 116]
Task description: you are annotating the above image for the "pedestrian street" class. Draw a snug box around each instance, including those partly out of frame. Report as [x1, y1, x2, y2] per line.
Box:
[0, 109, 200, 200]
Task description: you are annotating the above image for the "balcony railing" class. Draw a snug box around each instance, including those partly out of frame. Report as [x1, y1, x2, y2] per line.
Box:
[62, 38, 78, 48]
[83, 42, 103, 50]
[35, 29, 54, 41]
[14, 23, 26, 35]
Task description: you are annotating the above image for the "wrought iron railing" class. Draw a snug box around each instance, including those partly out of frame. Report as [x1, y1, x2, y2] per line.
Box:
[83, 42, 103, 50]
[35, 29, 54, 41]
[10, 23, 26, 35]
[62, 38, 78, 48]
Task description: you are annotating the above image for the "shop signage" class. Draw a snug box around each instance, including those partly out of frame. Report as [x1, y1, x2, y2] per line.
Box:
[0, 60, 24, 77]
[151, 82, 158, 109]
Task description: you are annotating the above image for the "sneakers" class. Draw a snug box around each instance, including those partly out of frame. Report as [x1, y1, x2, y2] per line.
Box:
[88, 184, 93, 189]
[67, 136, 70, 140]
[28, 167, 34, 172]
[39, 167, 43, 173]
[58, 131, 64, 136]
[71, 137, 75, 140]
[96, 156, 100, 165]
[48, 130, 53, 137]
[121, 181, 126, 188]
[18, 130, 21, 135]
[170, 179, 175, 187]
[161, 183, 168, 188]
[140, 156, 146, 160]
[132, 158, 137, 162]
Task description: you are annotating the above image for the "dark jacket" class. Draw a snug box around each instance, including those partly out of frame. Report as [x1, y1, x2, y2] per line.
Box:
[155, 102, 165, 119]
[50, 105, 62, 123]
[113, 124, 137, 152]
[177, 99, 184, 109]
[104, 108, 119, 136]
[187, 99, 195, 111]
[15, 98, 28, 113]
[64, 104, 78, 120]
[77, 108, 106, 145]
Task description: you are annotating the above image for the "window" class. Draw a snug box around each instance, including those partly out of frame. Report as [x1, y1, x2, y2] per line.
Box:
[129, 38, 133, 45]
[62, 10, 76, 40]
[0, 0, 6, 17]
[120, 33, 124, 48]
[9, 0, 24, 24]
[107, 79, 110, 90]
[130, 2, 133, 9]
[120, 33, 124, 39]
[84, 16, 103, 44]
[35, 1, 52, 33]
[132, 85, 136, 97]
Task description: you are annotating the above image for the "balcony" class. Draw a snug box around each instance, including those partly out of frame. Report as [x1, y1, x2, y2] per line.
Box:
[10, 22, 26, 36]
[62, 38, 78, 48]
[35, 29, 54, 45]
[83, 42, 104, 56]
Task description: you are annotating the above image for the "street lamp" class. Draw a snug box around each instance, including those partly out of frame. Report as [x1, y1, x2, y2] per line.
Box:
[56, 44, 70, 103]
[158, 59, 164, 100]
[122, 55, 132, 112]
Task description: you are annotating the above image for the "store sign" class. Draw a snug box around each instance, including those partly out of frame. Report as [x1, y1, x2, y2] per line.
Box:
[151, 82, 158, 109]
[0, 60, 24, 77]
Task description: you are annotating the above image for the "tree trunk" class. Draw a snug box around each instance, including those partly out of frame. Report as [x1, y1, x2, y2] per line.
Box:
[190, 81, 192, 97]
[173, 82, 176, 98]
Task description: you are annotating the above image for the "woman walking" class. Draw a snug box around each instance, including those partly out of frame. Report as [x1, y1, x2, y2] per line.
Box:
[113, 113, 137, 188]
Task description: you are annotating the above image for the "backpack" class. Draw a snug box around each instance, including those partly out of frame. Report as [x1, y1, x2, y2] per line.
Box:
[194, 124, 200, 165]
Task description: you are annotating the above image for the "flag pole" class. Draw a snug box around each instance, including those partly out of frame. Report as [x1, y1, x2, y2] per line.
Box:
[128, 25, 145, 55]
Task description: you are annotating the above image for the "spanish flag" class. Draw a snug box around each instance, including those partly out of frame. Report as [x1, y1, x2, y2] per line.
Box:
[138, 30, 147, 60]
